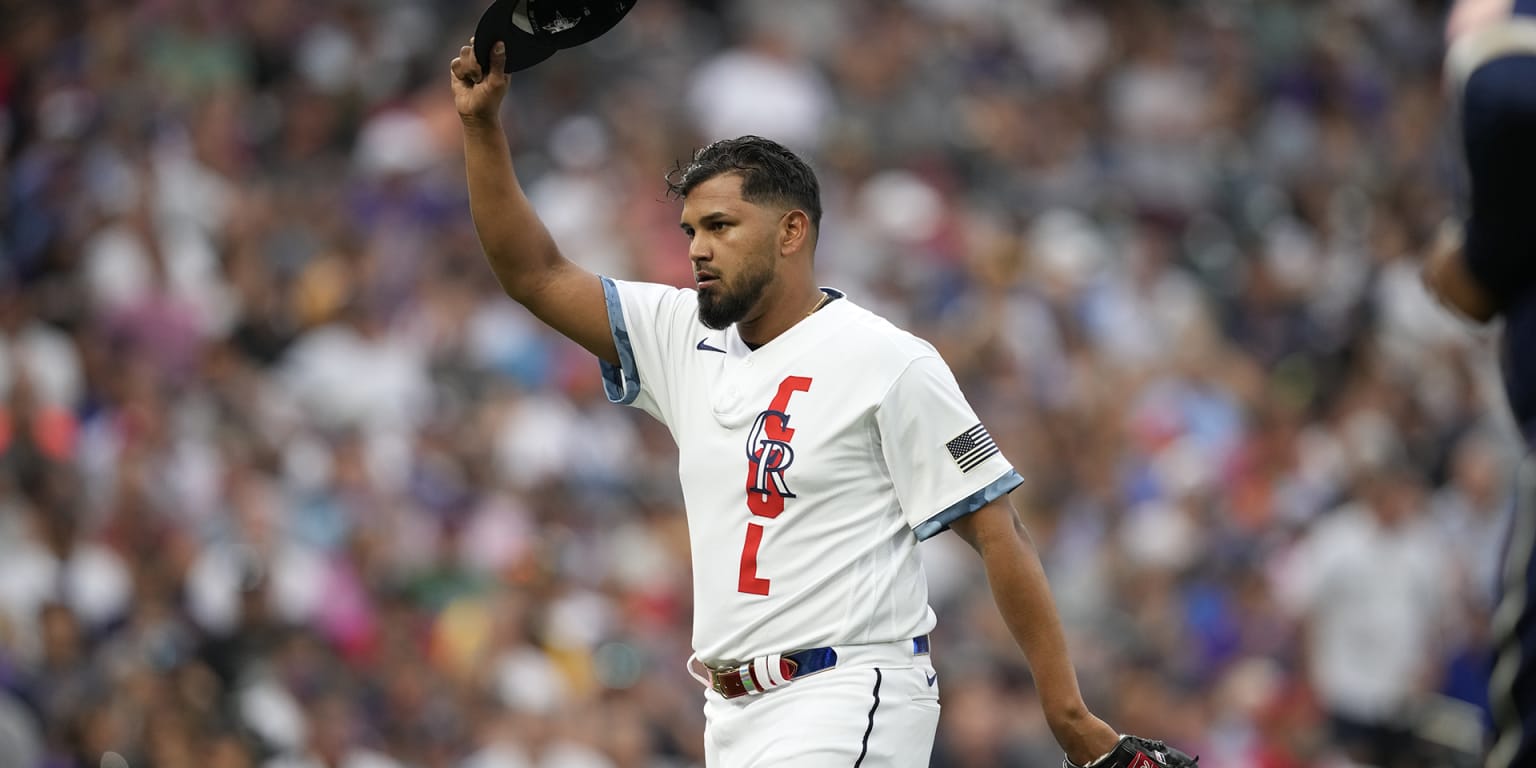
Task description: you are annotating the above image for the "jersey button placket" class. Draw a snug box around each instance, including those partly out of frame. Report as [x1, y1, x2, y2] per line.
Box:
[715, 364, 744, 414]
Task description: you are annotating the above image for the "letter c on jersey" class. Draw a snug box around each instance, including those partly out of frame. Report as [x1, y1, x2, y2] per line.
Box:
[738, 375, 812, 595]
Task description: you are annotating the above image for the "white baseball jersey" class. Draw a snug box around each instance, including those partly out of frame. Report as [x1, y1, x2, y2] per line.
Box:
[598, 278, 1023, 665]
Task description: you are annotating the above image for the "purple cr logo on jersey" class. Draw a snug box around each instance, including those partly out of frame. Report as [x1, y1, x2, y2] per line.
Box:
[746, 409, 797, 501]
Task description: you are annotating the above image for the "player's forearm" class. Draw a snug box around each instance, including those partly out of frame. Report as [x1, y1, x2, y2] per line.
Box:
[975, 519, 1091, 723]
[460, 118, 565, 302]
[953, 504, 1116, 762]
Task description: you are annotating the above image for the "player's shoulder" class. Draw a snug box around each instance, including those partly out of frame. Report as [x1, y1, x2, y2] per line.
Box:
[825, 295, 946, 371]
[606, 276, 701, 327]
[607, 276, 698, 307]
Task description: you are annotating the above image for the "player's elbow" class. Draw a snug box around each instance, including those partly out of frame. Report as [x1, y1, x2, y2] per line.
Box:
[949, 498, 1029, 556]
[494, 249, 572, 305]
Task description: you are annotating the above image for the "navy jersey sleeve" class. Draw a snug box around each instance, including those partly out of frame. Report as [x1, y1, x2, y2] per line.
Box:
[1457, 34, 1536, 306]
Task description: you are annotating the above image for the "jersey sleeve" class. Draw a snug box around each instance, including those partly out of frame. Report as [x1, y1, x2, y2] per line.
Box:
[598, 276, 695, 422]
[1460, 53, 1536, 307]
[875, 355, 1024, 540]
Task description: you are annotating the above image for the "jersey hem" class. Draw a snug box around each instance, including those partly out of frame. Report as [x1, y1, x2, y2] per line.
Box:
[912, 469, 1024, 541]
[598, 276, 642, 405]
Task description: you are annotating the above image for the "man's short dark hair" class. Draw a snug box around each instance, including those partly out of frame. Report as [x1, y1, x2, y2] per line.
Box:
[666, 136, 822, 229]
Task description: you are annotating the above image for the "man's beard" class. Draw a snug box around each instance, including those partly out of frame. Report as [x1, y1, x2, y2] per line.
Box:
[698, 255, 775, 330]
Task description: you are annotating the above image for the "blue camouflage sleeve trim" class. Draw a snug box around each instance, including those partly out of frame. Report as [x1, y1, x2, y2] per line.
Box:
[913, 469, 1024, 541]
[598, 276, 642, 405]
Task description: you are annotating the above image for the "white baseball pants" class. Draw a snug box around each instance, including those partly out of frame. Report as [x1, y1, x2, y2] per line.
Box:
[701, 641, 940, 767]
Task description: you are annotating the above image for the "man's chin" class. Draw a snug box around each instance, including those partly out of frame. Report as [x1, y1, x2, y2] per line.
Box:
[698, 296, 741, 330]
[699, 310, 732, 330]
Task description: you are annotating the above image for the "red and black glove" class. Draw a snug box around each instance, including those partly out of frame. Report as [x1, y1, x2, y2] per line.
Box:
[1063, 735, 1199, 768]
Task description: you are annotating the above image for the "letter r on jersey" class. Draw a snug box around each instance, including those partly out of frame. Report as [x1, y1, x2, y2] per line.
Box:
[744, 376, 812, 519]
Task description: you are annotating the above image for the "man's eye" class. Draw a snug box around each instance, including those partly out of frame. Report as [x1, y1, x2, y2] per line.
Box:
[710, 222, 728, 231]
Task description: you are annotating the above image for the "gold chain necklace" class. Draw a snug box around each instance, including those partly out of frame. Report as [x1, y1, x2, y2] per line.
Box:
[805, 291, 831, 318]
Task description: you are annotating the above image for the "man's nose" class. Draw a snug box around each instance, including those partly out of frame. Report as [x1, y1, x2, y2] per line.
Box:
[689, 238, 711, 262]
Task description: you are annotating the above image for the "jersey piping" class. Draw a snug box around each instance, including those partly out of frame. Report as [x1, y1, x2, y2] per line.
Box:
[599, 275, 642, 405]
[912, 469, 1025, 541]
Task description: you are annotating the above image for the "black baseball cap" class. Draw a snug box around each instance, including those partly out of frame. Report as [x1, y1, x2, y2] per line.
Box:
[474, 0, 639, 73]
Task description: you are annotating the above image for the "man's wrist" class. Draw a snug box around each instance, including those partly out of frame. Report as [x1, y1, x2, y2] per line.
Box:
[1043, 700, 1091, 729]
[1062, 740, 1116, 768]
[1044, 705, 1119, 766]
[460, 115, 503, 135]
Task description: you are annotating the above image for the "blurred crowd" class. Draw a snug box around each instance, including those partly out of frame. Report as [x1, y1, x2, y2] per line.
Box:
[0, 0, 1519, 766]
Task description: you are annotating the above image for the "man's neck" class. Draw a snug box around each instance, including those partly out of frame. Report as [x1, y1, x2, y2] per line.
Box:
[736, 284, 828, 348]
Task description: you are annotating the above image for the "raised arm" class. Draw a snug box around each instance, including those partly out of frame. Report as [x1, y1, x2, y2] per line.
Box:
[450, 40, 618, 365]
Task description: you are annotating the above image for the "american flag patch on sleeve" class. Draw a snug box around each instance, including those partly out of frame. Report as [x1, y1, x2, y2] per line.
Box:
[945, 423, 999, 473]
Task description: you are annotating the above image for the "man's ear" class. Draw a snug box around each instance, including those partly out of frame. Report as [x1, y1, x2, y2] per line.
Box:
[779, 209, 812, 256]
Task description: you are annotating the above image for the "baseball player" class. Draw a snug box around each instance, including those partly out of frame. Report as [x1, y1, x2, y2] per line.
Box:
[1426, 2, 1536, 767]
[451, 36, 1197, 768]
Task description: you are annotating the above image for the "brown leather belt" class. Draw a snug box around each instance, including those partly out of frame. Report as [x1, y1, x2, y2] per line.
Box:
[710, 655, 806, 698]
[708, 636, 929, 699]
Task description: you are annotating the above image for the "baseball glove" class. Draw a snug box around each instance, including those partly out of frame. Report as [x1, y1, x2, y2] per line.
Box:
[1063, 735, 1199, 768]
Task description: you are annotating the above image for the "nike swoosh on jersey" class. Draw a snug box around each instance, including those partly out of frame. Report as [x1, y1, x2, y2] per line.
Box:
[696, 338, 726, 353]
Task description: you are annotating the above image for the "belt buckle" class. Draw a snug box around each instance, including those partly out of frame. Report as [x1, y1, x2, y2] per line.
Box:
[709, 655, 801, 699]
[709, 666, 732, 697]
